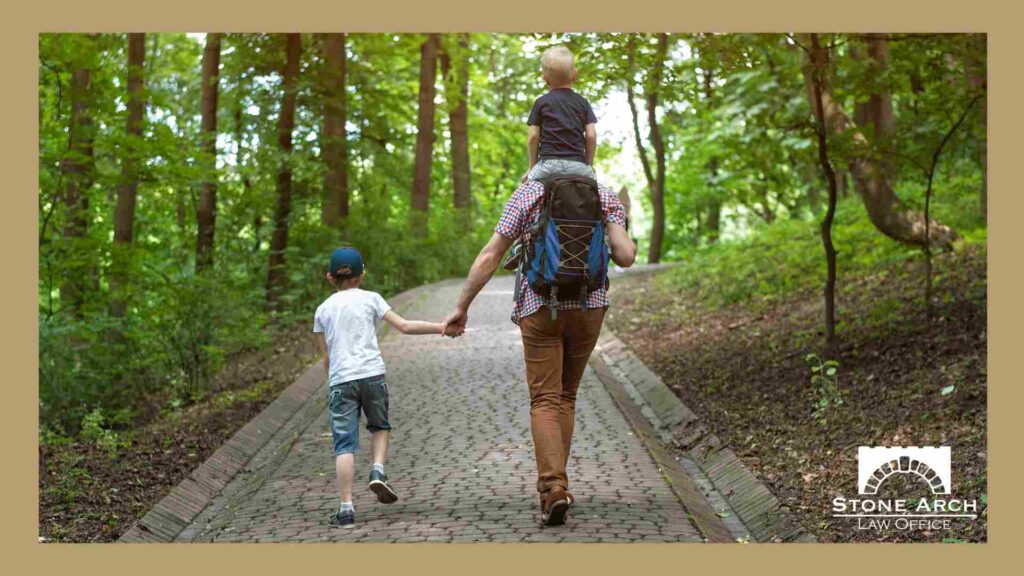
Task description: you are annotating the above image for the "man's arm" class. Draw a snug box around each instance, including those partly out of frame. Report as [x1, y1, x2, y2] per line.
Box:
[606, 221, 637, 268]
[584, 123, 597, 165]
[315, 332, 329, 373]
[443, 232, 514, 333]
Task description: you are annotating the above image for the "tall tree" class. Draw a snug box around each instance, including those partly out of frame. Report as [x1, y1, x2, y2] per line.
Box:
[626, 33, 669, 263]
[440, 33, 472, 226]
[410, 33, 441, 236]
[111, 33, 146, 318]
[61, 40, 97, 317]
[195, 33, 222, 271]
[266, 33, 302, 310]
[320, 33, 349, 228]
[702, 63, 722, 243]
[804, 33, 841, 350]
[798, 33, 957, 249]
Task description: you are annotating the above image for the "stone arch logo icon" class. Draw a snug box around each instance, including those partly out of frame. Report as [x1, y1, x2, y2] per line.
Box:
[857, 446, 951, 495]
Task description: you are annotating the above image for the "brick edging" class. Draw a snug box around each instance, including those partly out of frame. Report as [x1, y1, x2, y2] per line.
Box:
[118, 283, 432, 543]
[118, 363, 325, 543]
[591, 329, 815, 543]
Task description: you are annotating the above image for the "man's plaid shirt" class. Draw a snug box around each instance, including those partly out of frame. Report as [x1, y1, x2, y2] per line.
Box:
[495, 180, 627, 325]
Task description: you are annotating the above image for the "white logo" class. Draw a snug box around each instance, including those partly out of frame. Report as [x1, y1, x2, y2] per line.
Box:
[857, 446, 951, 495]
[832, 445, 978, 535]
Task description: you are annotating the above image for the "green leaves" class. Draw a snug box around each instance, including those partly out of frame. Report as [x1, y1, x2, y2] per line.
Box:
[805, 354, 844, 425]
[36, 32, 988, 443]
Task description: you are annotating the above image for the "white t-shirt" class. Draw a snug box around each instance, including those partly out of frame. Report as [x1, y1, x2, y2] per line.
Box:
[313, 289, 392, 386]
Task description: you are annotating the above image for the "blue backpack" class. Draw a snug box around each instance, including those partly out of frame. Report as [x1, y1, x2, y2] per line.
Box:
[518, 176, 610, 319]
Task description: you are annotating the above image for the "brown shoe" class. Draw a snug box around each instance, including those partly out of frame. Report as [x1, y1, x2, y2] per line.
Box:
[540, 485, 573, 504]
[541, 487, 570, 526]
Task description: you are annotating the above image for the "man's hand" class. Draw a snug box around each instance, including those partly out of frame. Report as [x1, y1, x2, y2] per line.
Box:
[521, 170, 531, 183]
[441, 308, 468, 338]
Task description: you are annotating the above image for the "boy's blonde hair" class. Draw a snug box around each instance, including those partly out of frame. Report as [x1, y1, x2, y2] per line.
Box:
[541, 46, 576, 86]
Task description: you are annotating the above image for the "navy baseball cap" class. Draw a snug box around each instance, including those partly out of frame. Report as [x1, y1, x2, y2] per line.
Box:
[329, 247, 364, 278]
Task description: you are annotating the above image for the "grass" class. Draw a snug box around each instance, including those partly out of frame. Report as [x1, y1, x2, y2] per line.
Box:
[42, 452, 91, 508]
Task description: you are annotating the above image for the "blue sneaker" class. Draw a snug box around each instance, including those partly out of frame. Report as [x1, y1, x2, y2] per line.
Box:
[328, 508, 355, 527]
[368, 470, 398, 504]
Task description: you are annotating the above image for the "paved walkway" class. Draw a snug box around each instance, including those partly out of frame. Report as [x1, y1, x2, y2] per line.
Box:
[179, 276, 702, 543]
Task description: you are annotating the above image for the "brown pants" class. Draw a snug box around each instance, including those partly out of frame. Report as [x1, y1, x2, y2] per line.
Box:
[520, 306, 606, 494]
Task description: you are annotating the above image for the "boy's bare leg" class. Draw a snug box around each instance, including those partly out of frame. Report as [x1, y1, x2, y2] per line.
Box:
[371, 430, 390, 466]
[335, 453, 355, 502]
[367, 430, 399, 503]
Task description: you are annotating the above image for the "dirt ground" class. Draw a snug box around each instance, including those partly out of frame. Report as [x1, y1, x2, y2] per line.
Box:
[606, 247, 987, 543]
[38, 323, 319, 543]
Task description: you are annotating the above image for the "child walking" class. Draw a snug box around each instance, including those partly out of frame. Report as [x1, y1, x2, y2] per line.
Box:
[313, 247, 461, 527]
[522, 46, 598, 184]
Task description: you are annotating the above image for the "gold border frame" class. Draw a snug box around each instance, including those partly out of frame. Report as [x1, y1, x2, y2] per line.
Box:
[7, 0, 1016, 572]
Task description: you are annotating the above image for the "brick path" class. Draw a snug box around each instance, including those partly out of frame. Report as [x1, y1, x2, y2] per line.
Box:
[179, 277, 703, 543]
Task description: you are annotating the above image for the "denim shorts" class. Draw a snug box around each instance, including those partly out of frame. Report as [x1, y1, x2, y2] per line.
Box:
[527, 158, 597, 183]
[327, 374, 391, 456]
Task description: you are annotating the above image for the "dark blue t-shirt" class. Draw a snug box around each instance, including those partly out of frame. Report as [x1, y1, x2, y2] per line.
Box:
[527, 88, 597, 164]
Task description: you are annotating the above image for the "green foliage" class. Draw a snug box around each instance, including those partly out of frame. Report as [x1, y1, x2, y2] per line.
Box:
[36, 32, 987, 441]
[805, 354, 843, 425]
[42, 452, 91, 507]
[39, 264, 270, 435]
[658, 176, 986, 310]
[79, 408, 132, 458]
[38, 32, 530, 438]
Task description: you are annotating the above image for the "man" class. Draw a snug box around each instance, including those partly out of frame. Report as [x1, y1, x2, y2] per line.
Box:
[442, 179, 637, 525]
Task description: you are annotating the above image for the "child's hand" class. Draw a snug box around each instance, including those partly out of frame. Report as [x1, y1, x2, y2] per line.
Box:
[521, 171, 530, 183]
[442, 323, 465, 338]
[441, 308, 468, 338]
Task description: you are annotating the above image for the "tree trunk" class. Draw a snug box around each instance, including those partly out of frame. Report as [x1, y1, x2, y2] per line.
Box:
[702, 65, 721, 243]
[853, 35, 896, 142]
[111, 33, 146, 318]
[61, 50, 96, 317]
[646, 34, 669, 263]
[705, 199, 722, 241]
[410, 33, 440, 237]
[266, 33, 302, 310]
[923, 92, 983, 316]
[625, 34, 669, 264]
[440, 34, 472, 227]
[320, 33, 349, 229]
[799, 33, 957, 249]
[806, 34, 840, 351]
[195, 33, 221, 271]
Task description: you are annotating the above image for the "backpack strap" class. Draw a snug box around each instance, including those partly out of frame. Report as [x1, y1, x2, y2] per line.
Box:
[513, 252, 524, 304]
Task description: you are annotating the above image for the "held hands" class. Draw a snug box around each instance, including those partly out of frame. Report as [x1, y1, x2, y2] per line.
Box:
[444, 323, 468, 336]
[440, 308, 468, 338]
